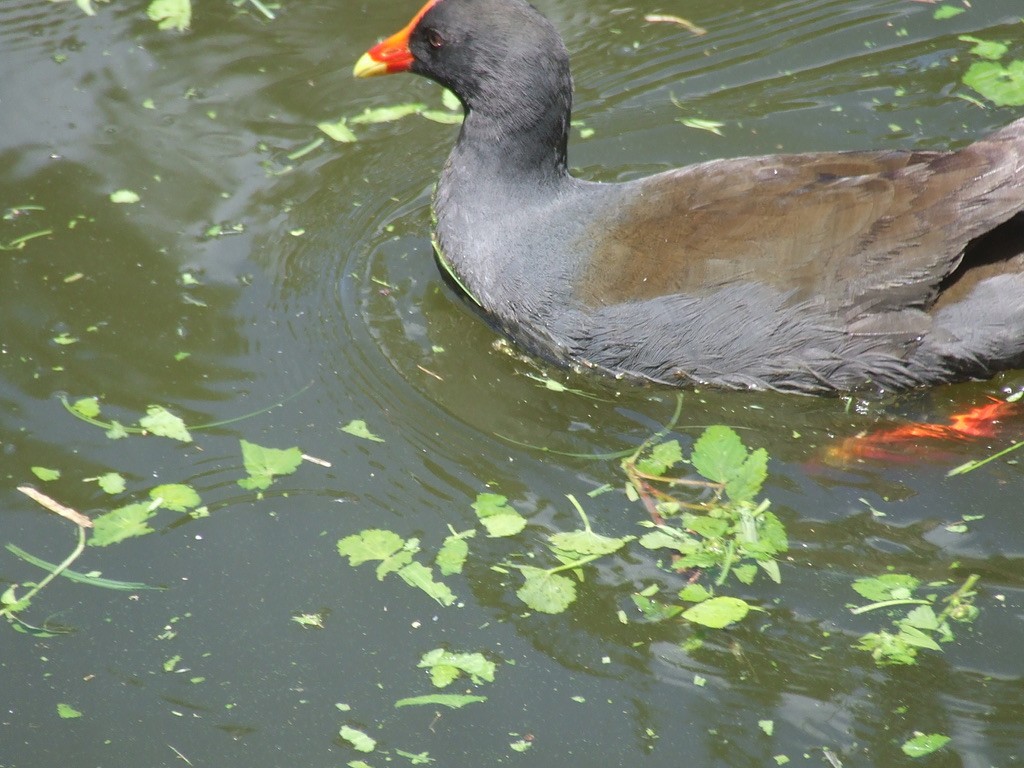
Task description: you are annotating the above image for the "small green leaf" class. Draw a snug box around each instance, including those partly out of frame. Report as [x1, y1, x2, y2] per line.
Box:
[292, 613, 325, 628]
[419, 110, 464, 124]
[71, 397, 101, 419]
[337, 529, 405, 566]
[682, 595, 751, 628]
[139, 406, 192, 442]
[896, 625, 942, 651]
[56, 703, 82, 719]
[963, 60, 1024, 107]
[471, 493, 527, 537]
[758, 719, 774, 736]
[376, 546, 416, 580]
[105, 420, 128, 440]
[691, 425, 747, 484]
[149, 483, 201, 512]
[397, 562, 456, 606]
[933, 4, 964, 20]
[902, 605, 940, 631]
[441, 89, 461, 111]
[419, 648, 496, 687]
[109, 189, 140, 204]
[958, 35, 1009, 61]
[726, 448, 768, 503]
[90, 502, 158, 547]
[395, 694, 487, 709]
[631, 592, 684, 622]
[147, 0, 191, 30]
[341, 419, 385, 442]
[635, 440, 682, 476]
[678, 117, 725, 135]
[548, 529, 629, 557]
[52, 332, 79, 345]
[31, 466, 61, 482]
[678, 583, 712, 603]
[901, 732, 951, 757]
[516, 567, 576, 614]
[436, 530, 473, 575]
[97, 472, 126, 494]
[349, 103, 426, 124]
[851, 573, 919, 602]
[318, 118, 358, 142]
[238, 439, 303, 490]
[339, 725, 376, 753]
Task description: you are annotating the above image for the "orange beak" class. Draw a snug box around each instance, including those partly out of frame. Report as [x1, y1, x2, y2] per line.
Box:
[353, 0, 440, 77]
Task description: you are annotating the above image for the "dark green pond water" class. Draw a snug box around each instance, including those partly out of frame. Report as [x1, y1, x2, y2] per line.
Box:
[2, 1, 1023, 766]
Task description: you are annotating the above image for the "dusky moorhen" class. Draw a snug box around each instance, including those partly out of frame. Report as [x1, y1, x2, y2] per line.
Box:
[353, 0, 1024, 394]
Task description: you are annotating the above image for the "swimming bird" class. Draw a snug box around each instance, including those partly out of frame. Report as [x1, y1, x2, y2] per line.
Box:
[354, 0, 1024, 394]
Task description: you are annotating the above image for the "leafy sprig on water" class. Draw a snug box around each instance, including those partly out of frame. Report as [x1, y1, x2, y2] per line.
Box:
[851, 573, 980, 666]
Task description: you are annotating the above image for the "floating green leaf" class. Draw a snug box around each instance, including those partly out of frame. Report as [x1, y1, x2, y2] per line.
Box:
[56, 703, 82, 719]
[147, 0, 191, 30]
[516, 567, 576, 614]
[90, 502, 158, 547]
[471, 493, 527, 537]
[349, 103, 426, 124]
[419, 110, 464, 124]
[109, 189, 140, 204]
[96, 472, 126, 494]
[963, 60, 1024, 107]
[678, 117, 725, 135]
[418, 648, 496, 688]
[318, 118, 358, 143]
[339, 725, 376, 753]
[31, 466, 60, 482]
[959, 35, 1009, 61]
[851, 573, 920, 602]
[901, 733, 951, 757]
[149, 483, 200, 512]
[933, 4, 964, 20]
[678, 583, 712, 603]
[631, 591, 684, 622]
[691, 426, 766, 502]
[341, 419, 385, 443]
[634, 439, 682, 476]
[681, 596, 751, 628]
[548, 529, 628, 557]
[337, 529, 405, 566]
[397, 562, 456, 606]
[71, 397, 101, 419]
[436, 530, 474, 575]
[238, 439, 302, 490]
[394, 694, 486, 709]
[139, 406, 192, 442]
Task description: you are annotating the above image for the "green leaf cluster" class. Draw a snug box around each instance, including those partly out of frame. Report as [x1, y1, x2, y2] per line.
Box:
[852, 574, 979, 666]
[630, 427, 784, 588]
[513, 497, 633, 614]
[959, 34, 1024, 106]
[631, 583, 754, 629]
[337, 530, 456, 606]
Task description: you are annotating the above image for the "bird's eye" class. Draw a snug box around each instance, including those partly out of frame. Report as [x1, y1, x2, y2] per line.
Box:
[425, 28, 445, 49]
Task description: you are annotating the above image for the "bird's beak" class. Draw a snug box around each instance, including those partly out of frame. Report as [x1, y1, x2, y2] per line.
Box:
[353, 0, 439, 77]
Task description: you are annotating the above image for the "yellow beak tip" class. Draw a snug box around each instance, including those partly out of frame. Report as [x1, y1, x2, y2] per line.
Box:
[353, 52, 389, 78]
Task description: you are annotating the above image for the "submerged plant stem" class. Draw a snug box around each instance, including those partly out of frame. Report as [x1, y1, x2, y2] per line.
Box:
[1, 527, 86, 621]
